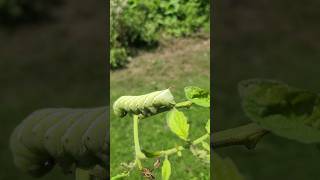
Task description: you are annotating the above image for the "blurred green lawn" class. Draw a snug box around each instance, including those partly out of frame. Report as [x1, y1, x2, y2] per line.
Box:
[110, 38, 210, 179]
[214, 1, 320, 179]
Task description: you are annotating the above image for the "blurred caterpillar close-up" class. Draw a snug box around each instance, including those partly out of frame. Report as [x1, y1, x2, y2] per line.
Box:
[113, 89, 176, 118]
[9, 106, 108, 178]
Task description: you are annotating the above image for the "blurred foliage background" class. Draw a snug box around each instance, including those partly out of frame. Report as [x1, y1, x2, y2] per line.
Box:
[214, 0, 320, 179]
[110, 0, 210, 69]
[0, 0, 62, 24]
[0, 0, 107, 179]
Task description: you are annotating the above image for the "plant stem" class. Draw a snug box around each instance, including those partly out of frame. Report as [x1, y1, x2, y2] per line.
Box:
[154, 122, 267, 158]
[111, 172, 130, 180]
[192, 134, 210, 145]
[133, 115, 145, 170]
[211, 123, 269, 149]
[160, 146, 185, 156]
[133, 115, 141, 155]
[175, 101, 193, 108]
[159, 133, 210, 157]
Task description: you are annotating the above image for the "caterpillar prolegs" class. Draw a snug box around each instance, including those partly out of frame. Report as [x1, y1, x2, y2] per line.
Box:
[113, 89, 176, 118]
[9, 106, 109, 178]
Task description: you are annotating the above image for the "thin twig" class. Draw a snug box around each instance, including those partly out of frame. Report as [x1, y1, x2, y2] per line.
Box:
[156, 133, 210, 158]
[212, 123, 269, 149]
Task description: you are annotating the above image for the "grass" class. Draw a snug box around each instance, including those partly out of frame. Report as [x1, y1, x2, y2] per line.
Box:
[110, 37, 210, 179]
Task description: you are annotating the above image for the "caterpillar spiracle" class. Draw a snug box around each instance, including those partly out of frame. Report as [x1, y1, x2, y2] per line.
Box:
[9, 106, 108, 178]
[113, 89, 176, 118]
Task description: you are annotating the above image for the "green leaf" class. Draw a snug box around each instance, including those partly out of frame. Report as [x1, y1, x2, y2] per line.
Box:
[162, 157, 171, 180]
[205, 119, 210, 134]
[202, 141, 210, 152]
[213, 153, 244, 180]
[184, 86, 210, 107]
[141, 149, 161, 158]
[166, 108, 189, 140]
[239, 79, 320, 143]
[177, 150, 182, 157]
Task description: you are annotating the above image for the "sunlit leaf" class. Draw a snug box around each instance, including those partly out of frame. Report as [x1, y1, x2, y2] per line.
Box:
[205, 119, 210, 134]
[177, 151, 182, 157]
[162, 157, 171, 180]
[202, 141, 210, 152]
[184, 86, 210, 107]
[166, 108, 189, 140]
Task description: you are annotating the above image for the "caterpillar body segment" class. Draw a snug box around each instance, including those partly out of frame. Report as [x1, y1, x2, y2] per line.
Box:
[17, 108, 60, 152]
[43, 109, 89, 172]
[10, 106, 108, 177]
[61, 107, 106, 168]
[82, 111, 108, 166]
[19, 109, 72, 156]
[44, 110, 88, 159]
[15, 108, 64, 174]
[113, 89, 176, 118]
[30, 109, 73, 155]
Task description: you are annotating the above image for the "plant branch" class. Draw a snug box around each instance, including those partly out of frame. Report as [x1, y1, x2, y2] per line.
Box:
[192, 134, 210, 145]
[111, 172, 130, 180]
[158, 133, 210, 157]
[175, 101, 193, 108]
[211, 123, 269, 149]
[133, 115, 145, 170]
[160, 146, 185, 156]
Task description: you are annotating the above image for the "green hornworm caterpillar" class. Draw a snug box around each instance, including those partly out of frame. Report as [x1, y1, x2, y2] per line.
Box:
[113, 89, 176, 118]
[10, 106, 108, 177]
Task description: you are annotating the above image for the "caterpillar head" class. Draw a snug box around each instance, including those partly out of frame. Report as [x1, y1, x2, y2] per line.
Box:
[25, 158, 55, 177]
[113, 97, 127, 117]
[10, 137, 55, 177]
